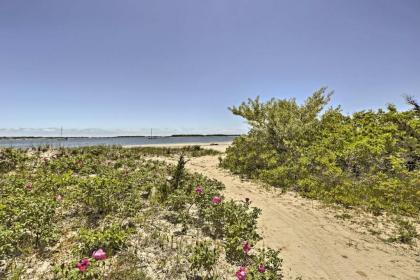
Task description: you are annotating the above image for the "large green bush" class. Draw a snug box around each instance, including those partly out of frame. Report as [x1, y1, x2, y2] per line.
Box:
[222, 89, 420, 216]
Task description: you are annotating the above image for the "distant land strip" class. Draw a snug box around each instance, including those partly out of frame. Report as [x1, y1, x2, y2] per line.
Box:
[0, 134, 241, 140]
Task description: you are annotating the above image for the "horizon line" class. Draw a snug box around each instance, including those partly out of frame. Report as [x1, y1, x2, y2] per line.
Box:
[0, 134, 242, 139]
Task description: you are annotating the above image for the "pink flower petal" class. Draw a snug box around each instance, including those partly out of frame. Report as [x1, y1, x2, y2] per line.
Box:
[92, 248, 107, 260]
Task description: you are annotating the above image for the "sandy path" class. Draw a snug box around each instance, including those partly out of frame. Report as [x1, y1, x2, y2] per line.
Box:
[150, 151, 419, 280]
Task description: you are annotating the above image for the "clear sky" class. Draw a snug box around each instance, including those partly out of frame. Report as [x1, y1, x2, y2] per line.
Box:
[1, 0, 419, 136]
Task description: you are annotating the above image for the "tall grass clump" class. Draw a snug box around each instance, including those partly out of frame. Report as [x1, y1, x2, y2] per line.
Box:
[222, 88, 420, 216]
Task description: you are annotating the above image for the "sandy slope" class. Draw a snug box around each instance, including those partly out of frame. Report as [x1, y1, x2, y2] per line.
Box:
[138, 143, 419, 280]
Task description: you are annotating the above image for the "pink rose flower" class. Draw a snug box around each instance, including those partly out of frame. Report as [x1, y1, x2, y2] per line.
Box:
[195, 186, 203, 194]
[236, 266, 247, 280]
[258, 264, 266, 273]
[92, 248, 107, 260]
[243, 241, 251, 254]
[212, 196, 222, 204]
[76, 257, 90, 272]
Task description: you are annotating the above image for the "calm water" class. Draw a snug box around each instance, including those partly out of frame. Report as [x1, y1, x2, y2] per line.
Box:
[0, 136, 236, 148]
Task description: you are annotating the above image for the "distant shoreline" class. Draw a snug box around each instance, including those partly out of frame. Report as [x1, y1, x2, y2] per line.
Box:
[0, 134, 241, 140]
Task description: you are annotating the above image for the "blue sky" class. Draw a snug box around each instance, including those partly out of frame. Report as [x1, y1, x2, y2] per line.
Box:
[0, 0, 419, 136]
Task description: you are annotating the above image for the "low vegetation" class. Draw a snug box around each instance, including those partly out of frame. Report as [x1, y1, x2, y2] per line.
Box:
[0, 146, 281, 279]
[127, 145, 220, 157]
[222, 89, 419, 222]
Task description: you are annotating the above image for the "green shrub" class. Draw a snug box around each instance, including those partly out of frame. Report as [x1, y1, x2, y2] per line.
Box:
[247, 248, 283, 280]
[188, 240, 221, 278]
[222, 89, 420, 216]
[0, 148, 27, 173]
[0, 194, 58, 257]
[199, 199, 261, 263]
[78, 224, 133, 255]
